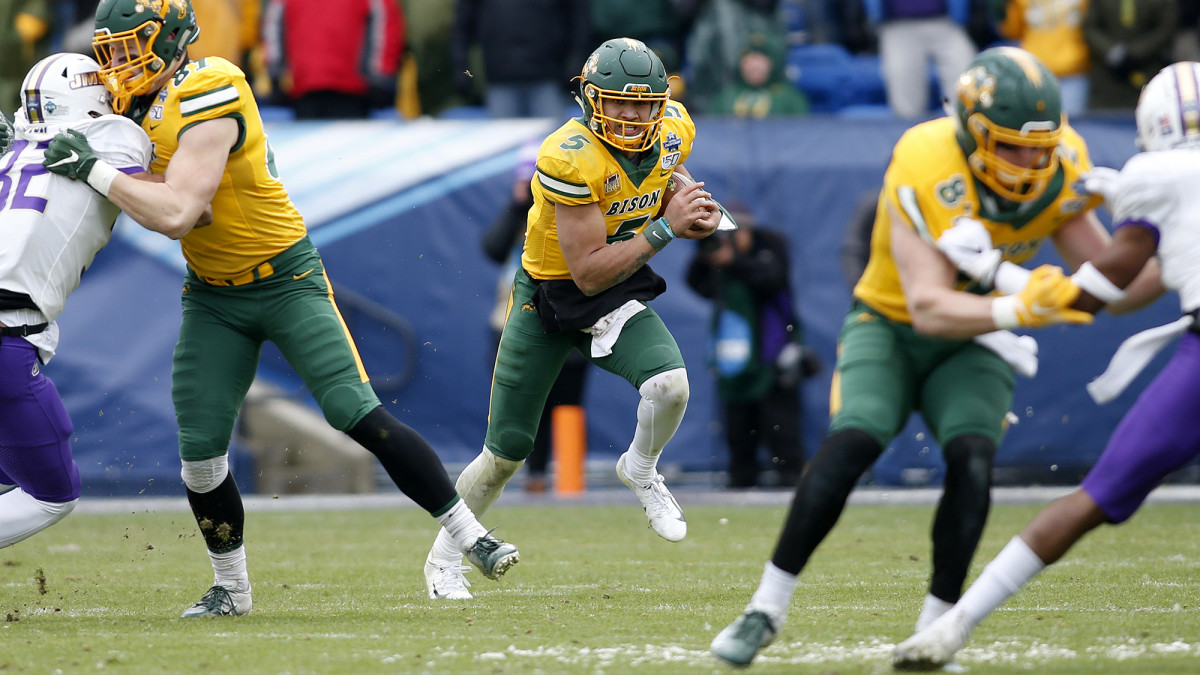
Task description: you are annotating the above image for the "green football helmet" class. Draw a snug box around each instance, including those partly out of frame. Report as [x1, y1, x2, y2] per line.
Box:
[92, 0, 199, 115]
[953, 46, 1064, 203]
[578, 38, 670, 153]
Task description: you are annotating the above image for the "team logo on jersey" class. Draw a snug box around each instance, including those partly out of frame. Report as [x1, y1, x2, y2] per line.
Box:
[604, 173, 620, 194]
[935, 175, 966, 208]
[663, 131, 681, 152]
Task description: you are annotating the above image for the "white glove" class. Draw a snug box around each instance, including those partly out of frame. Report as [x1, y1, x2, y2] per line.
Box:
[937, 217, 1001, 287]
[1075, 166, 1120, 203]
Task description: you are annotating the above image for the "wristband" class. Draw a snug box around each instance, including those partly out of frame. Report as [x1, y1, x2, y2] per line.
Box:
[1072, 261, 1126, 304]
[991, 295, 1020, 330]
[644, 217, 675, 252]
[85, 160, 119, 198]
[992, 261, 1031, 295]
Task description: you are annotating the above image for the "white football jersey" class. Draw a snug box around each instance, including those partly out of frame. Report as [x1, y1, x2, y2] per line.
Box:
[1110, 149, 1200, 313]
[0, 114, 150, 361]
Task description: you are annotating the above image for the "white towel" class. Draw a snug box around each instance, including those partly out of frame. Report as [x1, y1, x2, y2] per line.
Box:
[974, 330, 1039, 378]
[1087, 315, 1194, 404]
[583, 300, 647, 357]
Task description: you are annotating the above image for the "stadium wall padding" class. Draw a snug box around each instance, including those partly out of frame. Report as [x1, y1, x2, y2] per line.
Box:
[52, 116, 1181, 495]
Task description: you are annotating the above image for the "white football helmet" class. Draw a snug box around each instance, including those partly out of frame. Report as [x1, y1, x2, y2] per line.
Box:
[17, 53, 113, 130]
[1136, 62, 1200, 152]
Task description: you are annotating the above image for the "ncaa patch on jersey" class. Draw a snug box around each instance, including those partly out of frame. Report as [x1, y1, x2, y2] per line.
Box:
[604, 173, 620, 194]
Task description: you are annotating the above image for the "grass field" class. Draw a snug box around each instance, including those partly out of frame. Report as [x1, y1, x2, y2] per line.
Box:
[1, 496, 1198, 674]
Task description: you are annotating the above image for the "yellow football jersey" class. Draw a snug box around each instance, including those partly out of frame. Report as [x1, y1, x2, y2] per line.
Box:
[523, 101, 696, 280]
[854, 116, 1102, 323]
[143, 57, 306, 279]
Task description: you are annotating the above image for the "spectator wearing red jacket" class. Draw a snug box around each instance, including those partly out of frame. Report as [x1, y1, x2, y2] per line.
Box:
[262, 0, 404, 119]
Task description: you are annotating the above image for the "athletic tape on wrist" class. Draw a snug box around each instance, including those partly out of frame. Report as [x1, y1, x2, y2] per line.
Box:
[645, 217, 675, 252]
[992, 261, 1032, 295]
[991, 295, 1020, 330]
[1071, 261, 1126, 304]
[85, 160, 118, 198]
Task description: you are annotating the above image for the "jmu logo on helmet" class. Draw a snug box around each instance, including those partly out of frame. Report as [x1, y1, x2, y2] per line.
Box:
[71, 72, 103, 89]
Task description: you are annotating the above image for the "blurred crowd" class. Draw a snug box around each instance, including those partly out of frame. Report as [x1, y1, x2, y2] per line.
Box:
[4, 0, 1197, 122]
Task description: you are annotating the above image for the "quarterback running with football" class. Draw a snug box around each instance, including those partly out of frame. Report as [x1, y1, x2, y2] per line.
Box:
[421, 37, 720, 600]
[711, 46, 1162, 667]
[893, 62, 1199, 671]
[43, 0, 518, 617]
[0, 53, 154, 549]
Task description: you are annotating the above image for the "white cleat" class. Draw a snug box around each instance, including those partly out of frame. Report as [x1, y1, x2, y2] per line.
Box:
[180, 584, 252, 618]
[892, 609, 972, 671]
[616, 452, 687, 542]
[424, 557, 473, 600]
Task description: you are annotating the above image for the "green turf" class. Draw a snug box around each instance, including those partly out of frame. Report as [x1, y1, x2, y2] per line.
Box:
[1, 501, 1197, 673]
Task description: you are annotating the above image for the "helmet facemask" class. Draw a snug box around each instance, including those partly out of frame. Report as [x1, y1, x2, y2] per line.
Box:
[582, 81, 669, 153]
[963, 112, 1062, 203]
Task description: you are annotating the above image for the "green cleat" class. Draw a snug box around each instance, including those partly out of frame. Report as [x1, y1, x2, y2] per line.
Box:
[710, 610, 778, 667]
[180, 585, 252, 618]
[464, 532, 519, 580]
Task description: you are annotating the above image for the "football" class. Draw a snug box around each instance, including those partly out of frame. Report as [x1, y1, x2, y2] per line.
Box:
[656, 172, 737, 231]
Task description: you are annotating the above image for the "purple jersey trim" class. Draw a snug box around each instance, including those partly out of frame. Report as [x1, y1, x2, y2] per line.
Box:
[1115, 218, 1161, 248]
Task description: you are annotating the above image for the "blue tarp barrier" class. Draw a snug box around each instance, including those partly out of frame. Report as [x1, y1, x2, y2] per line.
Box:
[51, 116, 1179, 494]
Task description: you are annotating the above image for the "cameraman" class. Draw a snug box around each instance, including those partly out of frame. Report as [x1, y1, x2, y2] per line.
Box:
[685, 209, 818, 489]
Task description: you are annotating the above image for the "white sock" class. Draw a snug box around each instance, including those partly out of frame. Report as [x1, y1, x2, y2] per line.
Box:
[916, 593, 954, 631]
[748, 562, 796, 625]
[954, 536, 1046, 630]
[432, 499, 488, 564]
[210, 545, 250, 593]
[624, 369, 689, 482]
[0, 489, 77, 549]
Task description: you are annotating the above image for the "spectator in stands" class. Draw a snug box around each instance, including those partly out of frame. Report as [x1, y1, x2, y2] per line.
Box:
[865, 0, 977, 118]
[591, 0, 691, 75]
[994, 0, 1090, 118]
[686, 208, 819, 489]
[451, 0, 590, 119]
[708, 34, 810, 117]
[480, 143, 591, 493]
[1176, 0, 1200, 62]
[400, 0, 456, 117]
[1083, 0, 1177, 111]
[1, 1, 54, 115]
[189, 0, 243, 67]
[262, 0, 404, 119]
[684, 0, 789, 114]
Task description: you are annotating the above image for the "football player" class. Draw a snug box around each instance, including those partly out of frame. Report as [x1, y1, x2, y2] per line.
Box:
[893, 61, 1198, 671]
[43, 0, 518, 618]
[0, 53, 152, 548]
[421, 37, 720, 600]
[711, 46, 1163, 667]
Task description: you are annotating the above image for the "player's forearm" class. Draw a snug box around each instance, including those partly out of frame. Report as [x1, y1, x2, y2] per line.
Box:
[907, 285, 1006, 339]
[569, 238, 657, 296]
[107, 174, 205, 239]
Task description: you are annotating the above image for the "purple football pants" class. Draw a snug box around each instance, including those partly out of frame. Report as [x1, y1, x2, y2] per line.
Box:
[0, 337, 80, 502]
[1082, 332, 1200, 523]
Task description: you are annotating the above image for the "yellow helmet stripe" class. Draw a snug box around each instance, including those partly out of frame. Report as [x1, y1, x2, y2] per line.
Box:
[1174, 62, 1200, 141]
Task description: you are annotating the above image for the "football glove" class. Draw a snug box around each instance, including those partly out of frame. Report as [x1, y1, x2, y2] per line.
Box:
[0, 111, 12, 156]
[44, 129, 99, 181]
[1074, 166, 1120, 203]
[992, 264, 1094, 329]
[938, 217, 1001, 287]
